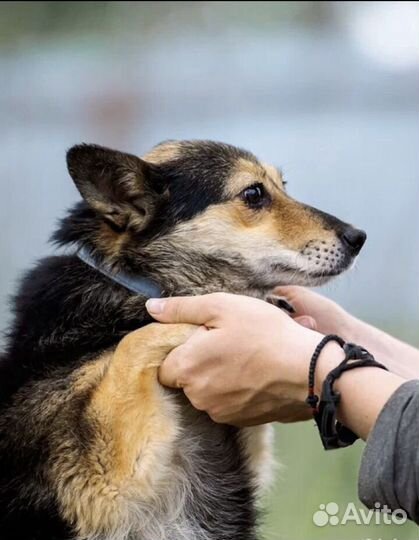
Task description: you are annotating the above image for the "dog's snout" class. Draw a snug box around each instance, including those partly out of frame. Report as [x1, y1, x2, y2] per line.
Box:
[341, 227, 367, 255]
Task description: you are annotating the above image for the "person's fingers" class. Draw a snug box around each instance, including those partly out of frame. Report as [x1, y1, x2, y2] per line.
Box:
[274, 286, 303, 308]
[158, 345, 187, 388]
[274, 285, 316, 317]
[146, 293, 225, 325]
[274, 286, 303, 295]
[294, 315, 317, 331]
[158, 326, 210, 388]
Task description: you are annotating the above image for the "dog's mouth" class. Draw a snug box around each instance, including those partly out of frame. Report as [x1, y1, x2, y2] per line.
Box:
[265, 246, 357, 288]
[268, 265, 348, 288]
[263, 226, 367, 288]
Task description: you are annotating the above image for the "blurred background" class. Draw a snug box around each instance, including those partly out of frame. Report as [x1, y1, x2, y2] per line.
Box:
[0, 2, 418, 539]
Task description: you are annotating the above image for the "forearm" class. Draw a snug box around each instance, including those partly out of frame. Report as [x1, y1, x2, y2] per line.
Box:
[339, 315, 419, 379]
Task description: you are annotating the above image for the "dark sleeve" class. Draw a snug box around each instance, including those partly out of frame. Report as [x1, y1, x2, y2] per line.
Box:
[358, 379, 419, 523]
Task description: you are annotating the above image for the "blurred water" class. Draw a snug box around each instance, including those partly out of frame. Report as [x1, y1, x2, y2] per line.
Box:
[1, 28, 418, 344]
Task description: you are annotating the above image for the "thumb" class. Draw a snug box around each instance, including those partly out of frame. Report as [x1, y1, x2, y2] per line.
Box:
[158, 325, 209, 388]
[158, 347, 184, 388]
[294, 315, 317, 331]
[146, 295, 219, 325]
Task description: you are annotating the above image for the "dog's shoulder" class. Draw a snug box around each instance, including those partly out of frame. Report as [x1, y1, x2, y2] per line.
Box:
[1, 254, 150, 403]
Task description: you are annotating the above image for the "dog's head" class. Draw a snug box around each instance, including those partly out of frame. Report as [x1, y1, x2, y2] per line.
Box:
[62, 140, 366, 295]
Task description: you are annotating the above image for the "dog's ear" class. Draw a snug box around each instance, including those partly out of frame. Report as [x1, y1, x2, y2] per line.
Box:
[66, 144, 166, 231]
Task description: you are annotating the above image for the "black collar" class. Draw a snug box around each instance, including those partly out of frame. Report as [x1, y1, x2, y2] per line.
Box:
[77, 246, 163, 298]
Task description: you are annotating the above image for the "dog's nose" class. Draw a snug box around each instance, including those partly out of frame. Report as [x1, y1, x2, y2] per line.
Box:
[341, 227, 367, 255]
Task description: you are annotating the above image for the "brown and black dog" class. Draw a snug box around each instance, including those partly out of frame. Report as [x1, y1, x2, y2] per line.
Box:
[0, 140, 366, 540]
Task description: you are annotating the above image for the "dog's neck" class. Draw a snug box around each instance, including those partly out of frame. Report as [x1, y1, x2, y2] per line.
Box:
[77, 246, 164, 298]
[138, 243, 270, 299]
[76, 242, 268, 301]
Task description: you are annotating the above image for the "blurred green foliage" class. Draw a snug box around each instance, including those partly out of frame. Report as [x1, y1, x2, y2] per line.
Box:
[264, 422, 419, 540]
[0, 1, 333, 48]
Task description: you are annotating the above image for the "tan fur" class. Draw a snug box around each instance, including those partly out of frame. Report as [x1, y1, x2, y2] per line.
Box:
[71, 354, 111, 394]
[96, 222, 129, 262]
[225, 158, 266, 197]
[49, 323, 196, 538]
[143, 142, 183, 164]
[261, 163, 285, 189]
[160, 198, 333, 256]
[268, 197, 332, 250]
[214, 157, 329, 251]
[240, 425, 275, 494]
[225, 158, 285, 199]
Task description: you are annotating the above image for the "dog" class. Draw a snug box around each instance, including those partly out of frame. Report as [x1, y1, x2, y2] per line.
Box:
[0, 140, 366, 540]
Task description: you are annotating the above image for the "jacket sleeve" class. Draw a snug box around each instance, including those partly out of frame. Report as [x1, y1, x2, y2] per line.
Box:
[358, 379, 419, 523]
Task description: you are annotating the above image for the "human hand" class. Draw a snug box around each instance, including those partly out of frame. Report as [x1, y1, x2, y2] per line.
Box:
[275, 285, 355, 338]
[278, 286, 419, 380]
[146, 293, 333, 426]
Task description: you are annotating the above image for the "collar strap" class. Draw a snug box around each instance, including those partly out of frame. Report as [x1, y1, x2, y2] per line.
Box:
[77, 246, 163, 299]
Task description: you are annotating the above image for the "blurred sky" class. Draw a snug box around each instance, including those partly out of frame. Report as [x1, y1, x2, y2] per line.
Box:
[1, 1, 418, 342]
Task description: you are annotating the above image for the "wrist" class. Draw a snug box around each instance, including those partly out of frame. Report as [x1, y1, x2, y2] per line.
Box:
[277, 328, 335, 404]
[332, 310, 362, 343]
[266, 326, 322, 408]
[312, 342, 346, 396]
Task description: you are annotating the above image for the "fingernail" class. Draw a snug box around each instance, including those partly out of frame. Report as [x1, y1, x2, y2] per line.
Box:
[146, 298, 167, 314]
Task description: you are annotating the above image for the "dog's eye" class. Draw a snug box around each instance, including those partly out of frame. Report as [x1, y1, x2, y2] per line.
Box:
[241, 183, 269, 209]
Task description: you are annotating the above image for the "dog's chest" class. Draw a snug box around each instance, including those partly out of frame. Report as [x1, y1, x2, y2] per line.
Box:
[126, 398, 274, 540]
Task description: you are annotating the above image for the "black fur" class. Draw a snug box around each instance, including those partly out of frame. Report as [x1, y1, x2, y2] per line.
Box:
[0, 257, 257, 539]
[0, 139, 364, 539]
[0, 141, 261, 540]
